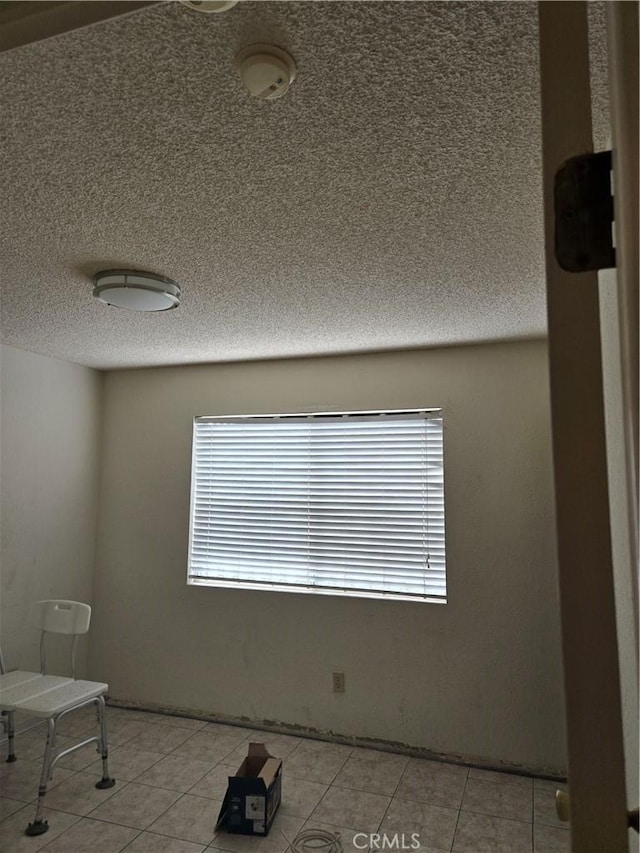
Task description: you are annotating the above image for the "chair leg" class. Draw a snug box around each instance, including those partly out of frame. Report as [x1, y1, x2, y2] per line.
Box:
[94, 696, 115, 790]
[25, 718, 55, 836]
[5, 711, 16, 762]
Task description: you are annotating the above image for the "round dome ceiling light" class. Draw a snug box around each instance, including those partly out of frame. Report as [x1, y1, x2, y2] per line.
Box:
[92, 270, 181, 312]
[235, 44, 297, 100]
[180, 1, 238, 12]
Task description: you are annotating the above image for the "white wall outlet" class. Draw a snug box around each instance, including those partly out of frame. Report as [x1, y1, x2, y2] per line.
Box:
[332, 671, 345, 693]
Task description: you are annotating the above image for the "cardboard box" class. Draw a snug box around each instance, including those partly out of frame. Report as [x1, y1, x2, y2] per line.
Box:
[216, 743, 282, 836]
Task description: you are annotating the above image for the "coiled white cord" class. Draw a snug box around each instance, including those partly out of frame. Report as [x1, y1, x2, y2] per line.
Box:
[290, 828, 343, 853]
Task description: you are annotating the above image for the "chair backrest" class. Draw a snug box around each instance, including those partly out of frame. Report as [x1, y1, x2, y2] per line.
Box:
[32, 601, 91, 636]
[31, 601, 92, 678]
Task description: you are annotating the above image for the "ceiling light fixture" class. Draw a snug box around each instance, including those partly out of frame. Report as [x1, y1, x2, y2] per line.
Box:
[92, 270, 181, 312]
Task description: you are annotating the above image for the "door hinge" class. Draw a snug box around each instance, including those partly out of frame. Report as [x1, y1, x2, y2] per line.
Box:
[554, 150, 615, 272]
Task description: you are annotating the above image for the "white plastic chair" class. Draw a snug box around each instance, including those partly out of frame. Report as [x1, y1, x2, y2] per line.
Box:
[0, 601, 114, 836]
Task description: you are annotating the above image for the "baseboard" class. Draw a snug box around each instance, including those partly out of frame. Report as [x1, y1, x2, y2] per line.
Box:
[105, 696, 567, 783]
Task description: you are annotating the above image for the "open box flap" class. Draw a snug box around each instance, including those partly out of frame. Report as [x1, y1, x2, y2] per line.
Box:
[215, 789, 229, 830]
[258, 757, 281, 785]
[247, 743, 272, 760]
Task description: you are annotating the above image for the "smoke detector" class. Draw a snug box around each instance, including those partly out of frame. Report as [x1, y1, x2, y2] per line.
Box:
[235, 44, 297, 100]
[180, 1, 238, 12]
[93, 270, 181, 312]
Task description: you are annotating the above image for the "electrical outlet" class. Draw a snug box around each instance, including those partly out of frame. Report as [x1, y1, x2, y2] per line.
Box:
[332, 671, 345, 693]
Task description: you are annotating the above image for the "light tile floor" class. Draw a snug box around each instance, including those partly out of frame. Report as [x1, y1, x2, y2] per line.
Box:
[0, 706, 569, 853]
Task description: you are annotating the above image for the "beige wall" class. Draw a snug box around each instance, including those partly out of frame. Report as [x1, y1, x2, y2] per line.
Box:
[0, 345, 102, 677]
[90, 339, 565, 773]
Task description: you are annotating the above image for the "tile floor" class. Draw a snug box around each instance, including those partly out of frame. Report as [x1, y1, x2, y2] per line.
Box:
[0, 706, 569, 853]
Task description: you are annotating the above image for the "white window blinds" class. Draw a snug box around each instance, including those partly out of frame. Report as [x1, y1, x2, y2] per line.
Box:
[188, 411, 446, 602]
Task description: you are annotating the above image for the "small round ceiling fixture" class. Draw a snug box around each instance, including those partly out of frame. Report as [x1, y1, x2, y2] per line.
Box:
[180, 1, 238, 12]
[235, 44, 297, 100]
[93, 270, 181, 312]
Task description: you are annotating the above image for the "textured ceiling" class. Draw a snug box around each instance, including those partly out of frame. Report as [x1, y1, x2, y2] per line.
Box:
[0, 1, 609, 369]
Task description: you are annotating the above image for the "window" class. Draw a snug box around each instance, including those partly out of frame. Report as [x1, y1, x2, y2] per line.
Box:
[187, 411, 446, 602]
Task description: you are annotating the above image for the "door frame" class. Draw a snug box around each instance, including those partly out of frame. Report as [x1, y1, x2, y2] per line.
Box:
[538, 2, 632, 850]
